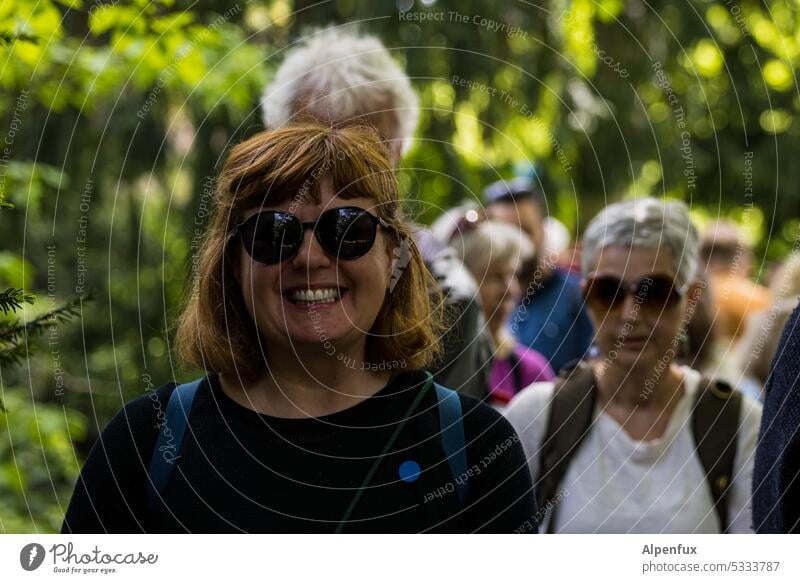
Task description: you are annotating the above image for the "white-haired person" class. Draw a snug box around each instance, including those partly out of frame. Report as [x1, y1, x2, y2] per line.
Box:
[451, 220, 554, 408]
[504, 198, 763, 533]
[260, 28, 493, 399]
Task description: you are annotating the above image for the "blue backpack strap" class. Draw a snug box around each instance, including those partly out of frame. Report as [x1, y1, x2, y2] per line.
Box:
[146, 378, 203, 514]
[434, 382, 469, 506]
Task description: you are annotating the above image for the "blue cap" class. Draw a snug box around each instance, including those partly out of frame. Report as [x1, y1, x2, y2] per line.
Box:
[482, 176, 537, 204]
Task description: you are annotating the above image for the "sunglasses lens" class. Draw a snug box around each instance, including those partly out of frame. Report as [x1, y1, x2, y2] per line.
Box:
[317, 207, 377, 259]
[585, 277, 623, 310]
[241, 211, 302, 264]
[639, 276, 680, 310]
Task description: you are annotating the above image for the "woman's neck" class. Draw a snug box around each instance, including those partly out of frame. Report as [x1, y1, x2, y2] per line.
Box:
[219, 344, 392, 419]
[490, 324, 514, 359]
[593, 360, 686, 441]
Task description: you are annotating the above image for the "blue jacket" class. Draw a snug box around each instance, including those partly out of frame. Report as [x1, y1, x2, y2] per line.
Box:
[510, 268, 594, 374]
[753, 300, 800, 533]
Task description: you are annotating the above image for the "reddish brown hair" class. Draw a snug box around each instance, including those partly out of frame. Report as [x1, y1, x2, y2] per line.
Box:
[175, 124, 443, 380]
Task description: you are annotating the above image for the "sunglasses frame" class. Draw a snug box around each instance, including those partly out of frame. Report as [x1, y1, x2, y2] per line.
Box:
[232, 205, 394, 264]
[582, 273, 690, 312]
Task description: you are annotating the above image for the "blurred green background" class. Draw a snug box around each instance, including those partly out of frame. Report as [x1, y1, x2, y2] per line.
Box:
[1, 0, 799, 532]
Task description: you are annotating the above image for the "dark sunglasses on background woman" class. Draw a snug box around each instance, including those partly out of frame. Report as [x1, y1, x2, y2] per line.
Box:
[582, 274, 689, 313]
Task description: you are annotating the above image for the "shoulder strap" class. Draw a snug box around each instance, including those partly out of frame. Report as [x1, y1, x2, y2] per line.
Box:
[146, 378, 203, 515]
[507, 349, 524, 395]
[434, 382, 469, 506]
[691, 378, 742, 533]
[536, 362, 596, 533]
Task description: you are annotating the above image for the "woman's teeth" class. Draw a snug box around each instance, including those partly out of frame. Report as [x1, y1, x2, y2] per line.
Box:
[289, 288, 341, 304]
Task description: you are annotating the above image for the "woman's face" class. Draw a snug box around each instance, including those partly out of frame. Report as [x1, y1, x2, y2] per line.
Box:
[584, 245, 690, 373]
[475, 259, 521, 337]
[235, 178, 396, 358]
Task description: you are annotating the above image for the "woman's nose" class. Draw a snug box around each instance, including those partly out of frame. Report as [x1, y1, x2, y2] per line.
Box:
[620, 291, 641, 321]
[289, 229, 332, 271]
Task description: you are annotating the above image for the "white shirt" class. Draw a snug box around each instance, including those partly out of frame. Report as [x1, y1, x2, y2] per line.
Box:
[504, 366, 762, 533]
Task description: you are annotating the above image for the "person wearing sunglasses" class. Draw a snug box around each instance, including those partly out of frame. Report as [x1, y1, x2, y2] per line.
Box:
[62, 124, 537, 533]
[260, 27, 494, 401]
[504, 197, 762, 533]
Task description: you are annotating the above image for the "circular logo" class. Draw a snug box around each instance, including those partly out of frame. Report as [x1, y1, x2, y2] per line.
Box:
[19, 543, 46, 571]
[398, 459, 421, 483]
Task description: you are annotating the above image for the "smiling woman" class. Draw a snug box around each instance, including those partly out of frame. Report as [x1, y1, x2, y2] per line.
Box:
[178, 123, 441, 385]
[505, 197, 763, 534]
[61, 124, 537, 533]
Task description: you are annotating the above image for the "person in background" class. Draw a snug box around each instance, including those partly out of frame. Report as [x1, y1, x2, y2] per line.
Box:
[260, 27, 493, 399]
[483, 177, 593, 374]
[676, 271, 719, 375]
[430, 201, 482, 243]
[752, 301, 800, 533]
[543, 216, 578, 274]
[699, 221, 770, 385]
[451, 220, 555, 408]
[737, 252, 800, 402]
[505, 198, 762, 533]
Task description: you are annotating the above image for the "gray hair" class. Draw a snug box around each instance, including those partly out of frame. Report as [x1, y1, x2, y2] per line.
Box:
[452, 220, 535, 276]
[580, 197, 699, 289]
[261, 27, 419, 155]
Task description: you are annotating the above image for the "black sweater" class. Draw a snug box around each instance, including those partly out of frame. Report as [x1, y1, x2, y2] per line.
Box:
[62, 370, 537, 533]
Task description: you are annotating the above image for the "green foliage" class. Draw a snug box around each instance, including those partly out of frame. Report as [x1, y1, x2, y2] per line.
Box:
[0, 31, 39, 46]
[0, 161, 66, 217]
[0, 390, 86, 533]
[1, 0, 799, 533]
[0, 288, 35, 315]
[0, 292, 93, 367]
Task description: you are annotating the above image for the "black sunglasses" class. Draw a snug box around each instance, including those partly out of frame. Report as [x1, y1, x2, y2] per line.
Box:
[233, 206, 392, 264]
[583, 274, 688, 313]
